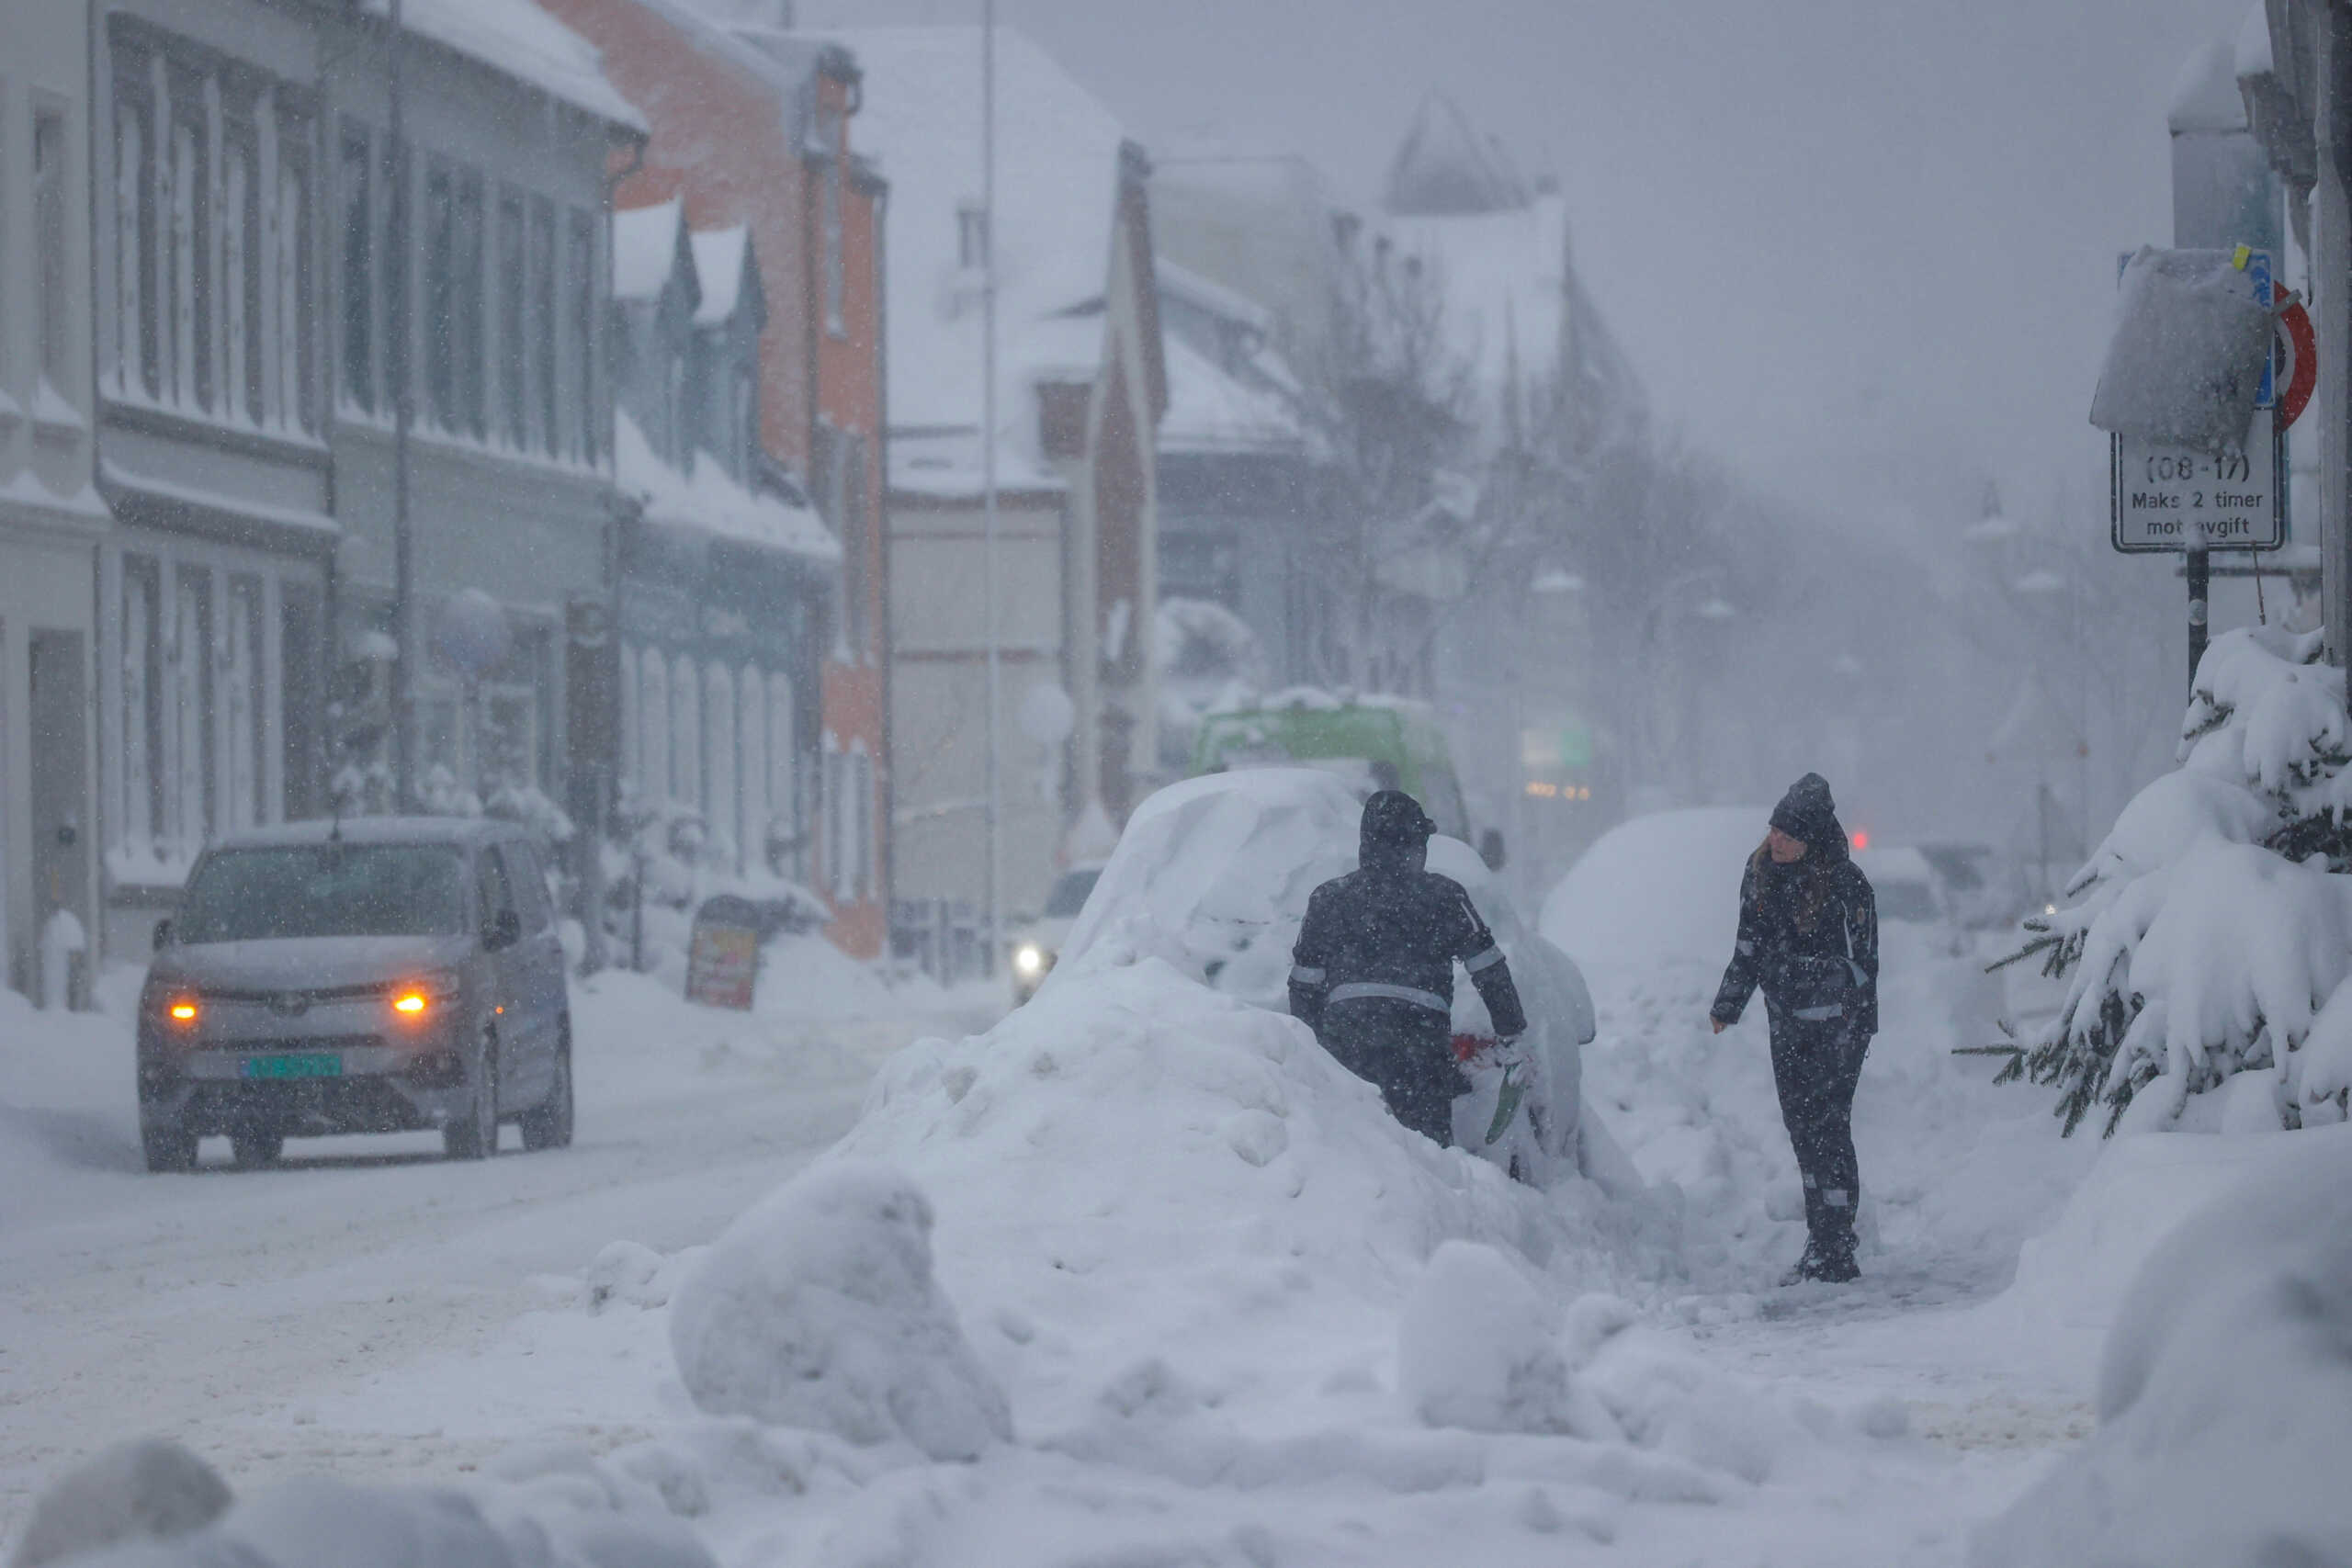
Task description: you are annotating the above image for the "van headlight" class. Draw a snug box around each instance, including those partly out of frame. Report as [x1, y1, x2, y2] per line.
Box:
[1013, 943, 1047, 977]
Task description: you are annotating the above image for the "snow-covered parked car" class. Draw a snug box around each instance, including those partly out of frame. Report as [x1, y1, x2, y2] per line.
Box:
[1006, 863, 1104, 1005]
[1048, 769, 1623, 1188]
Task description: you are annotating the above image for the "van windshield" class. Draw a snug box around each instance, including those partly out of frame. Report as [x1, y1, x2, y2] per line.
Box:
[176, 844, 470, 943]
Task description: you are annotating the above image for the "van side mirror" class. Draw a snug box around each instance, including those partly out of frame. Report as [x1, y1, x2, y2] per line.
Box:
[153, 919, 174, 950]
[1478, 828, 1508, 872]
[489, 908, 522, 951]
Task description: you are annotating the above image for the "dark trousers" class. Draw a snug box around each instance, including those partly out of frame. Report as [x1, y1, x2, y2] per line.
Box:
[1768, 1012, 1869, 1259]
[1317, 998, 1463, 1146]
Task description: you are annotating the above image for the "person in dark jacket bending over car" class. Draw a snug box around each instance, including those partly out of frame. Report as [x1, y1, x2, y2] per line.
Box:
[1711, 773, 1879, 1284]
[1290, 791, 1529, 1145]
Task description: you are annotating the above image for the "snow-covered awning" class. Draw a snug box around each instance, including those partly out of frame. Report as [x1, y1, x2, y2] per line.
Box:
[616, 412, 840, 564]
[369, 0, 648, 135]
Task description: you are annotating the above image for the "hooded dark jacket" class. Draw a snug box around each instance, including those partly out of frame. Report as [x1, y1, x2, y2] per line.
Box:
[1711, 774, 1879, 1033]
[1289, 792, 1528, 1040]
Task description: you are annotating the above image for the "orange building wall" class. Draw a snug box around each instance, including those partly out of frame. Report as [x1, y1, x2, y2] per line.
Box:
[535, 0, 890, 954]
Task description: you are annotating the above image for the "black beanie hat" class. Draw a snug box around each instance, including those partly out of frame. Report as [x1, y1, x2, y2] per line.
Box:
[1361, 790, 1435, 852]
[1769, 773, 1844, 852]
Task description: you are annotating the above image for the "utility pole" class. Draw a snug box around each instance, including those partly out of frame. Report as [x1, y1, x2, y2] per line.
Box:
[980, 2, 1003, 976]
[388, 0, 417, 811]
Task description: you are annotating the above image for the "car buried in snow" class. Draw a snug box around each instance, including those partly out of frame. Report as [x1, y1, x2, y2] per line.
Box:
[1042, 769, 1628, 1190]
[136, 818, 573, 1171]
[1006, 862, 1106, 1005]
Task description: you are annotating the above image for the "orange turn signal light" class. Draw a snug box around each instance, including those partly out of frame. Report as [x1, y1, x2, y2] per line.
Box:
[167, 1000, 199, 1024]
[391, 993, 429, 1016]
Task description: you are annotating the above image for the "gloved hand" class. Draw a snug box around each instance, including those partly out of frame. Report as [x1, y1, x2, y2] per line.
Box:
[1487, 1032, 1533, 1072]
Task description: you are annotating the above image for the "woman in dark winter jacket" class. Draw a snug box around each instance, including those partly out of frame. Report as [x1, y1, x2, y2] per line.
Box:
[1710, 773, 1879, 1284]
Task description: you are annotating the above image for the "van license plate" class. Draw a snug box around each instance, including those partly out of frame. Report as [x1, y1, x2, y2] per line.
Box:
[241, 1054, 342, 1080]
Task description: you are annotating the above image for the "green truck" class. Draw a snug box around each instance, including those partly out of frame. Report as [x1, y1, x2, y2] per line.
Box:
[1189, 699, 1485, 853]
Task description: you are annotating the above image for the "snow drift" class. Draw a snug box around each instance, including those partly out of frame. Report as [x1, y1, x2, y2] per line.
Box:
[667, 1161, 1012, 1461]
[10, 1441, 711, 1568]
[1976, 1125, 2352, 1567]
[827, 957, 1590, 1435]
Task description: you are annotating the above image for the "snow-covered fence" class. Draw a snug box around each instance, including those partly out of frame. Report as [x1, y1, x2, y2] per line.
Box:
[2010, 626, 2352, 1133]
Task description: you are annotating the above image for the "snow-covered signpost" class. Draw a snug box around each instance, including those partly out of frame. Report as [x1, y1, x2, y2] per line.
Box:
[2095, 45, 2294, 695]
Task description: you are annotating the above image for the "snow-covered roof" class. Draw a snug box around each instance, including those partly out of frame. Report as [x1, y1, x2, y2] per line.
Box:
[368, 0, 648, 134]
[1385, 189, 1644, 457]
[690, 227, 752, 325]
[616, 411, 841, 562]
[613, 198, 685, 303]
[2169, 38, 2248, 133]
[1158, 258, 1272, 337]
[1385, 94, 1530, 218]
[1159, 335, 1303, 456]
[812, 26, 1124, 495]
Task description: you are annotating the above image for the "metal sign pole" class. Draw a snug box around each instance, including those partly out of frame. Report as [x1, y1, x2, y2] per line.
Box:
[980, 3, 1003, 978]
[2187, 547, 2210, 698]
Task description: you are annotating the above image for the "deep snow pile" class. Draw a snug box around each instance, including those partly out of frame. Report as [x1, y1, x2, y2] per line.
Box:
[824, 958, 1577, 1434]
[9, 1439, 710, 1568]
[668, 1162, 1012, 1461]
[1976, 1125, 2352, 1567]
[604, 953, 1919, 1564]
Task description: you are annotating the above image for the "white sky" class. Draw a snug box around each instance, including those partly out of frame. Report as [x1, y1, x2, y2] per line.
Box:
[799, 0, 2266, 535]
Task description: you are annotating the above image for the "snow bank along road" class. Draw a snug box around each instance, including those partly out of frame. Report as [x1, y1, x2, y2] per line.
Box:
[0, 968, 1003, 1512]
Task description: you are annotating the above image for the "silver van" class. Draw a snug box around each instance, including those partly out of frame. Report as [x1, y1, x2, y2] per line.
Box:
[137, 818, 572, 1170]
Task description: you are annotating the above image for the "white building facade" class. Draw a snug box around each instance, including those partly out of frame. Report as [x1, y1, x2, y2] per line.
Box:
[0, 0, 107, 1004]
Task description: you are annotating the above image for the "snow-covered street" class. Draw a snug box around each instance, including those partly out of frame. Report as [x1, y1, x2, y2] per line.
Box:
[2, 814, 2172, 1568]
[0, 964, 1004, 1515]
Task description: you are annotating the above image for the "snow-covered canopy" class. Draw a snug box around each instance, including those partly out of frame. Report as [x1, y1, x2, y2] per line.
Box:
[689, 227, 753, 326]
[612, 197, 688, 305]
[616, 412, 840, 563]
[368, 0, 647, 134]
[815, 27, 1125, 497]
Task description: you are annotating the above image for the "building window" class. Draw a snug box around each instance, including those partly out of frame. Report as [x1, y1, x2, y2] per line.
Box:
[663, 351, 687, 467]
[167, 568, 213, 855]
[567, 209, 597, 463]
[424, 163, 454, 428]
[497, 190, 525, 448]
[733, 364, 758, 478]
[670, 650, 699, 811]
[167, 89, 207, 410]
[120, 557, 163, 860]
[223, 578, 264, 832]
[842, 431, 869, 655]
[273, 117, 313, 433]
[33, 107, 70, 392]
[639, 647, 670, 807]
[618, 641, 641, 800]
[221, 123, 259, 423]
[454, 170, 485, 438]
[740, 667, 767, 869]
[114, 83, 155, 396]
[706, 662, 738, 865]
[768, 672, 797, 877]
[530, 197, 556, 453]
[821, 157, 844, 335]
[852, 744, 874, 898]
[339, 123, 373, 411]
